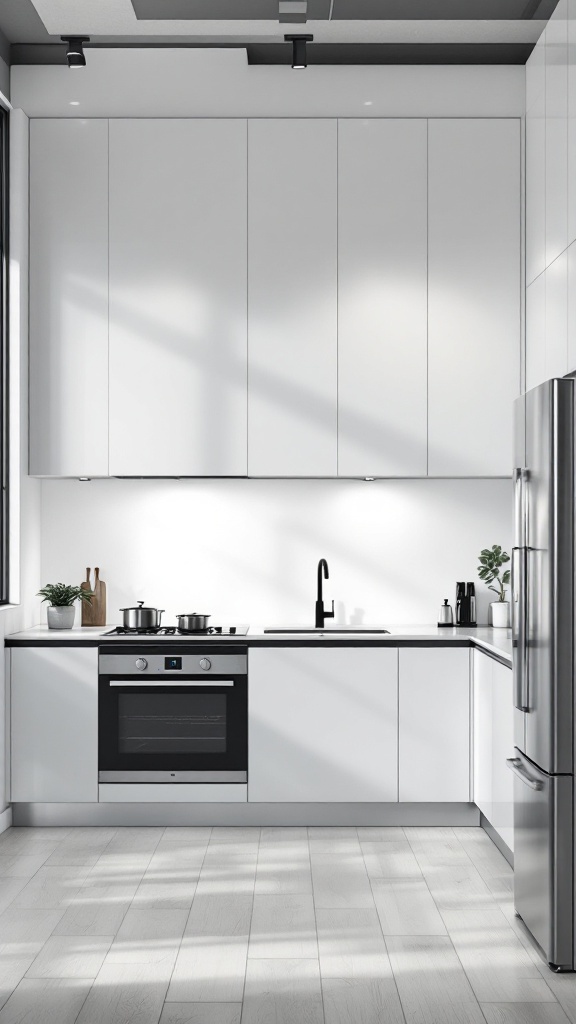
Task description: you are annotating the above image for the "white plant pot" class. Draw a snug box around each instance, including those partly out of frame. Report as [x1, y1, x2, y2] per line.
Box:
[490, 601, 510, 628]
[47, 605, 76, 630]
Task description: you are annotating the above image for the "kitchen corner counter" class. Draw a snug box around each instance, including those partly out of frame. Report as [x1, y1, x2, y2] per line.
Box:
[4, 623, 512, 665]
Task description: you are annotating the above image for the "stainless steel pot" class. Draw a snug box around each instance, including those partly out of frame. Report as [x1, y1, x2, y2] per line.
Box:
[120, 601, 164, 629]
[176, 613, 211, 632]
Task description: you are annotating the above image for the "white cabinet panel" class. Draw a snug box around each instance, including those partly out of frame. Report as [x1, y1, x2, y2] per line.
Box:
[337, 119, 427, 478]
[109, 120, 247, 476]
[472, 649, 493, 822]
[399, 648, 470, 802]
[248, 120, 337, 477]
[29, 120, 109, 477]
[248, 647, 398, 802]
[526, 271, 547, 391]
[526, 86, 547, 285]
[569, 4, 576, 245]
[568, 241, 576, 374]
[545, 250, 568, 379]
[546, 0, 569, 267]
[10, 648, 98, 802]
[491, 661, 514, 852]
[428, 120, 520, 477]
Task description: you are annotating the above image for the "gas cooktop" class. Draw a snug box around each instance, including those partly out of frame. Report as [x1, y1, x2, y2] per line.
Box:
[103, 625, 249, 638]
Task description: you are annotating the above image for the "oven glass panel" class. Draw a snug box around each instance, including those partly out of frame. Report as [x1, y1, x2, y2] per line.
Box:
[118, 693, 227, 754]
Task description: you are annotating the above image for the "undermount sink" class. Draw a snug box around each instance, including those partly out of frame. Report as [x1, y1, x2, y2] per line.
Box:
[263, 626, 391, 634]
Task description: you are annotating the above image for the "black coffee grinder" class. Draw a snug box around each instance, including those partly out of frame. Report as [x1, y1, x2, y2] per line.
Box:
[456, 581, 477, 627]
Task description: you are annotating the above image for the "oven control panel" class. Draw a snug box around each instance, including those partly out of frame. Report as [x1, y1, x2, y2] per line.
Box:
[99, 652, 247, 676]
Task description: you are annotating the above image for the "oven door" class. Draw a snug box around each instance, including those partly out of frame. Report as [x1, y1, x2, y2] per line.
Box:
[99, 658, 247, 783]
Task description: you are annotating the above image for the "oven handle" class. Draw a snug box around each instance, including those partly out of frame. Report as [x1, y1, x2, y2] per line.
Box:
[108, 680, 235, 687]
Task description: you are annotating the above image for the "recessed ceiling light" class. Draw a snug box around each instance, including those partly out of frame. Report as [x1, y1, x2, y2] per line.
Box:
[364, 101, 373, 106]
[61, 36, 90, 69]
[69, 101, 79, 106]
[284, 33, 313, 69]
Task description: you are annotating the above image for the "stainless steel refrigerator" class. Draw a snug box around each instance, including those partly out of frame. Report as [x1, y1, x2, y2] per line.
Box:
[511, 378, 574, 970]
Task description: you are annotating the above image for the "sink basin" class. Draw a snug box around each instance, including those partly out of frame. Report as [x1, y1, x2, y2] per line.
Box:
[263, 627, 390, 634]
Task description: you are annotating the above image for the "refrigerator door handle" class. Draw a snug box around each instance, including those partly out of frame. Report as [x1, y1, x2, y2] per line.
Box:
[512, 545, 529, 711]
[506, 756, 543, 791]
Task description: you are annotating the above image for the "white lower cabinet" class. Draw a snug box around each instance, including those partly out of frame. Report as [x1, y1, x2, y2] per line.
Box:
[248, 647, 398, 802]
[399, 647, 470, 802]
[10, 647, 98, 803]
[473, 649, 514, 851]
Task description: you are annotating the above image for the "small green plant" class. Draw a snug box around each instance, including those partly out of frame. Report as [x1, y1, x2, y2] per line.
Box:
[37, 583, 93, 607]
[477, 545, 511, 603]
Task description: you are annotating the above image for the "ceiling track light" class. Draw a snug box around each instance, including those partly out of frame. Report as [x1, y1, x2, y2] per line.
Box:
[61, 36, 90, 69]
[284, 33, 313, 69]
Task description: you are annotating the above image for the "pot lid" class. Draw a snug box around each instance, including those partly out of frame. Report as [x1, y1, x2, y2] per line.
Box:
[177, 612, 210, 617]
[120, 601, 161, 611]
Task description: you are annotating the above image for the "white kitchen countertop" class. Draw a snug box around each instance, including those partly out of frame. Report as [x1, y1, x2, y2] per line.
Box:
[4, 623, 512, 664]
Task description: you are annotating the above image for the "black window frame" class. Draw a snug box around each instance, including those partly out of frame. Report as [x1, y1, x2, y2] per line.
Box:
[0, 105, 9, 605]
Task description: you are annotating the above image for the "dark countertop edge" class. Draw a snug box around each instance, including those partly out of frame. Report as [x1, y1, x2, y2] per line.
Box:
[4, 634, 512, 666]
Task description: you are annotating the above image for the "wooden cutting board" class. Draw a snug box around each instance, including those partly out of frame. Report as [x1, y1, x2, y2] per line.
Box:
[81, 568, 95, 626]
[91, 567, 107, 627]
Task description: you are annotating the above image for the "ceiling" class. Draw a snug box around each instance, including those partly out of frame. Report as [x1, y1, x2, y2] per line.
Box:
[0, 0, 554, 66]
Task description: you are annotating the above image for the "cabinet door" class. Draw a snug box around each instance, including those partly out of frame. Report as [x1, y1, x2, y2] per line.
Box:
[473, 649, 493, 821]
[248, 120, 337, 477]
[545, 0, 568, 268]
[248, 647, 398, 802]
[337, 120, 427, 477]
[29, 120, 109, 477]
[545, 250, 568, 379]
[10, 648, 98, 802]
[526, 45, 547, 284]
[399, 648, 470, 802]
[428, 119, 520, 476]
[490, 661, 514, 852]
[109, 119, 247, 476]
[526, 271, 547, 392]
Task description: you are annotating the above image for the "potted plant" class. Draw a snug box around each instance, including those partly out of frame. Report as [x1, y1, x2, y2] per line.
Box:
[477, 545, 511, 628]
[38, 582, 94, 630]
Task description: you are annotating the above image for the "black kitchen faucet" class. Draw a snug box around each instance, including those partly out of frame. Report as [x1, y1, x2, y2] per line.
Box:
[315, 558, 335, 628]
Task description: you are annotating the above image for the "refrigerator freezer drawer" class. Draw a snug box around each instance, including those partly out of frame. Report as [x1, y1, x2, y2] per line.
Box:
[509, 748, 573, 969]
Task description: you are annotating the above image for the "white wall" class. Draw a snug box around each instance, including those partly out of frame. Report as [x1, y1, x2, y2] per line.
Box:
[41, 477, 511, 628]
[525, 0, 576, 388]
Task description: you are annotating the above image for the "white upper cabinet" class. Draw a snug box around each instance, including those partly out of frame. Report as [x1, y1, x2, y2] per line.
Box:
[30, 119, 109, 477]
[526, 271, 547, 391]
[398, 647, 470, 802]
[108, 120, 248, 477]
[248, 120, 337, 477]
[526, 38, 547, 285]
[337, 120, 428, 478]
[546, 0, 569, 268]
[427, 119, 520, 477]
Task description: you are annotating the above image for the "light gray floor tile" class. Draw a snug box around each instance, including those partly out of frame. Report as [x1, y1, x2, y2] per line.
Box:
[195, 844, 258, 897]
[0, 878, 31, 913]
[444, 908, 557, 1003]
[259, 828, 308, 845]
[371, 877, 447, 935]
[387, 934, 486, 1024]
[480, 1006, 571, 1024]
[76, 960, 171, 1024]
[167, 894, 252, 1003]
[0, 853, 54, 879]
[536, 968, 576, 1022]
[0, 907, 66, 952]
[161, 828, 213, 843]
[422, 862, 496, 911]
[26, 935, 113, 979]
[361, 840, 422, 879]
[131, 876, 198, 911]
[159, 1005, 242, 1024]
[407, 832, 472, 870]
[322, 977, 405, 1024]
[356, 827, 406, 842]
[316, 907, 391, 979]
[309, 838, 361, 855]
[0, 947, 37, 1012]
[311, 852, 374, 910]
[11, 867, 90, 910]
[106, 908, 188, 965]
[0, 978, 92, 1024]
[308, 828, 357, 839]
[209, 828, 261, 844]
[254, 841, 312, 896]
[53, 902, 130, 937]
[249, 894, 317, 959]
[241, 958, 324, 1024]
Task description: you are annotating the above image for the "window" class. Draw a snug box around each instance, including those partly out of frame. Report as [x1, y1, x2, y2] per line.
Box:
[0, 106, 8, 603]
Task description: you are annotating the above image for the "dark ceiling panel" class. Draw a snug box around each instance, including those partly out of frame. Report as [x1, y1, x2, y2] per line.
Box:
[247, 40, 534, 63]
[331, 0, 557, 18]
[132, 0, 330, 18]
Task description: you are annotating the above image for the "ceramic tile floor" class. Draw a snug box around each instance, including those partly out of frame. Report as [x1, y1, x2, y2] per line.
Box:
[0, 824, 573, 1024]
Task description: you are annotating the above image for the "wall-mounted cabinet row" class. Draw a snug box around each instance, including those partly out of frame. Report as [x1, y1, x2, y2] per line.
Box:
[29, 117, 520, 479]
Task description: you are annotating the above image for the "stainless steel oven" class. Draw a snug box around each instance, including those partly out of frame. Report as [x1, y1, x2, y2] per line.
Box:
[98, 646, 247, 783]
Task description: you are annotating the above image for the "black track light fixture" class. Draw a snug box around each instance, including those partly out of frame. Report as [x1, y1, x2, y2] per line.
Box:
[284, 33, 313, 69]
[61, 36, 90, 69]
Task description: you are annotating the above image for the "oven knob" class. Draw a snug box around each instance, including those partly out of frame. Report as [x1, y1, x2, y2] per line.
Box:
[199, 658, 212, 671]
[135, 658, 148, 671]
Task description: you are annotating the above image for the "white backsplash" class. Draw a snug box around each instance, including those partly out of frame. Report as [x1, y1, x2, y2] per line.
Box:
[41, 477, 512, 628]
